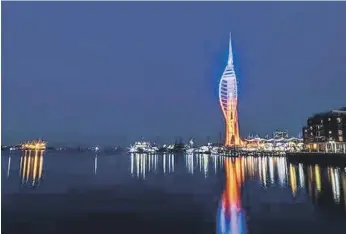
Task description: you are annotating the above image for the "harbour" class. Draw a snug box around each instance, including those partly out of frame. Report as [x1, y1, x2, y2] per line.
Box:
[287, 152, 346, 166]
[2, 2, 346, 234]
[2, 151, 346, 234]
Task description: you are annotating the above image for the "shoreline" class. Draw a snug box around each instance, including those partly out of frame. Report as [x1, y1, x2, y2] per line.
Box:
[287, 152, 346, 166]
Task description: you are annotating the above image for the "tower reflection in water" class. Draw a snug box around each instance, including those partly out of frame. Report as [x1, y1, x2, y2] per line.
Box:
[19, 149, 44, 187]
[217, 157, 247, 234]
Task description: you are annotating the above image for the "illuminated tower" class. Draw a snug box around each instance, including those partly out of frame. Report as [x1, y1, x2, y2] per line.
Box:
[219, 33, 241, 146]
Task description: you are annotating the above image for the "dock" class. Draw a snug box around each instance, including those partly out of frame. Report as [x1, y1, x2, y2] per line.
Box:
[195, 149, 286, 157]
[286, 152, 346, 166]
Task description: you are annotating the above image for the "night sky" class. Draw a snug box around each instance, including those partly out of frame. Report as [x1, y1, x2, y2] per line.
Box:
[2, 2, 346, 146]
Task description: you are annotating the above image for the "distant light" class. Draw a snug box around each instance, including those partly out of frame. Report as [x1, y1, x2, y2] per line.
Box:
[21, 140, 47, 150]
[95, 146, 99, 152]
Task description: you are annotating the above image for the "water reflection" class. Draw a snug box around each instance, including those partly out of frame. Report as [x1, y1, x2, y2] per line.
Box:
[130, 153, 174, 179]
[342, 171, 346, 209]
[298, 163, 305, 189]
[329, 167, 341, 204]
[94, 154, 98, 175]
[7, 155, 12, 178]
[185, 153, 224, 177]
[129, 153, 346, 212]
[3, 151, 346, 234]
[288, 162, 346, 212]
[217, 157, 247, 234]
[19, 149, 44, 187]
[289, 164, 298, 197]
[241, 156, 288, 188]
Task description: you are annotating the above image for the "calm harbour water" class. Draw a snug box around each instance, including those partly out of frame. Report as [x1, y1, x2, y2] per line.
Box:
[2, 151, 346, 234]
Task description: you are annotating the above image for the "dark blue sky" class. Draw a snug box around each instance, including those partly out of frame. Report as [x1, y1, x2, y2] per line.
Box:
[2, 2, 346, 146]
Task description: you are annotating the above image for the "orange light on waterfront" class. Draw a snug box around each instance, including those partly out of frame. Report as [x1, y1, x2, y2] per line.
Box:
[223, 158, 241, 209]
[217, 157, 247, 234]
[21, 140, 47, 150]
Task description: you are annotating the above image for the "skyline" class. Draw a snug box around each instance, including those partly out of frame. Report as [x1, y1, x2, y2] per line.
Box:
[2, 2, 346, 145]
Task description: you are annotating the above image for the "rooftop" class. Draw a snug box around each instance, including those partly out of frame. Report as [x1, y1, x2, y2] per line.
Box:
[312, 107, 346, 118]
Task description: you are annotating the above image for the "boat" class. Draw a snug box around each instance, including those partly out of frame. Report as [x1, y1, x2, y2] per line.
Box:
[128, 141, 158, 154]
[185, 138, 196, 154]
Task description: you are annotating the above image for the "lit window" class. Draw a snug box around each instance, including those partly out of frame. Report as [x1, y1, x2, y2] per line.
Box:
[310, 126, 313, 130]
[304, 129, 307, 133]
[329, 131, 332, 134]
[328, 118, 331, 121]
[321, 119, 323, 124]
[338, 130, 343, 135]
[338, 137, 343, 142]
[337, 117, 341, 123]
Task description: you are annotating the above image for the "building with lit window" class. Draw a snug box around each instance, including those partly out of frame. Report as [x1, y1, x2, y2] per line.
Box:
[303, 107, 346, 153]
[273, 130, 289, 139]
[243, 132, 303, 152]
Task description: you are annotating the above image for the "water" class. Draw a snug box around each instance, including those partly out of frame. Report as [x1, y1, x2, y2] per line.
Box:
[2, 151, 346, 234]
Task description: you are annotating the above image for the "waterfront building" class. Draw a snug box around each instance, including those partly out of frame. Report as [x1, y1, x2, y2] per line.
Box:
[219, 33, 241, 146]
[243, 133, 303, 152]
[303, 107, 346, 153]
[273, 130, 289, 139]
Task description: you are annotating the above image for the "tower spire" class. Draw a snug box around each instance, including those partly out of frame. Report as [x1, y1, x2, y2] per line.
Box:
[228, 32, 233, 65]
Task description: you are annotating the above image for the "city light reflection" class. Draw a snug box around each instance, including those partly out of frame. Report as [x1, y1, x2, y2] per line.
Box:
[94, 155, 98, 175]
[239, 156, 287, 189]
[315, 165, 321, 193]
[185, 154, 224, 177]
[278, 158, 288, 187]
[261, 157, 267, 188]
[287, 162, 346, 210]
[130, 153, 174, 179]
[19, 149, 44, 187]
[7, 155, 12, 178]
[269, 157, 274, 185]
[298, 163, 305, 189]
[289, 164, 297, 197]
[128, 153, 346, 210]
[329, 167, 341, 204]
[342, 170, 346, 210]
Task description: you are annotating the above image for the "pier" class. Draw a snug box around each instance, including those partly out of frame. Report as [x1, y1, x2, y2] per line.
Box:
[287, 152, 346, 166]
